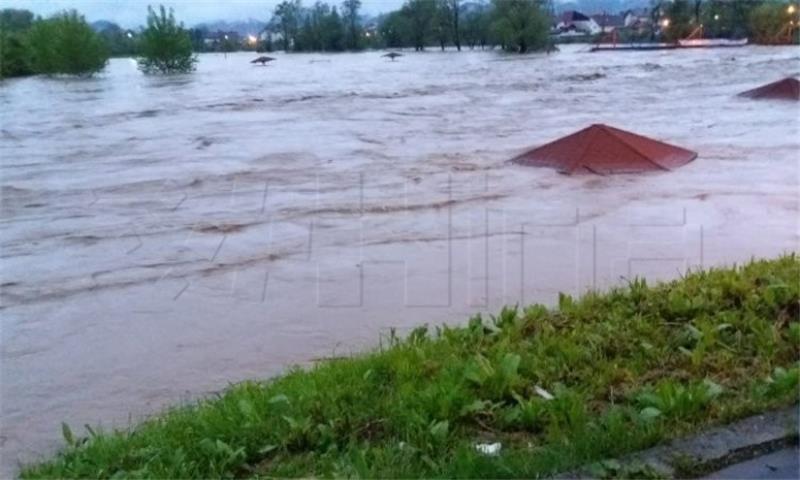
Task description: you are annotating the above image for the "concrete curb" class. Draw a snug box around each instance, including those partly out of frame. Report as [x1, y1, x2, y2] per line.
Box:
[555, 406, 799, 479]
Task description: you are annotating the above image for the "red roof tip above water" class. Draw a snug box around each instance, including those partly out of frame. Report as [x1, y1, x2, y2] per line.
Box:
[511, 124, 697, 175]
[739, 77, 800, 101]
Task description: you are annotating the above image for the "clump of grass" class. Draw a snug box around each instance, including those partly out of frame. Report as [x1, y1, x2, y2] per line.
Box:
[22, 255, 800, 479]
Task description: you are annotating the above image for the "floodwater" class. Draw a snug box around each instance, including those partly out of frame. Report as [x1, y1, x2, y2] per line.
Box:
[1, 46, 798, 474]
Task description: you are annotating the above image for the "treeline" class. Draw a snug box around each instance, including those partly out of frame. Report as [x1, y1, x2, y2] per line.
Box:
[657, 0, 799, 43]
[267, 0, 551, 53]
[0, 6, 195, 79]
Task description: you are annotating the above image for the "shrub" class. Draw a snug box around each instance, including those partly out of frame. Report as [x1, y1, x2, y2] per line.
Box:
[26, 10, 108, 76]
[0, 30, 32, 78]
[137, 5, 196, 75]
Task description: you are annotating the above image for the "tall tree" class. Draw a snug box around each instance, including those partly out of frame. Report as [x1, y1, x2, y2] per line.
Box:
[274, 0, 301, 51]
[490, 0, 548, 53]
[325, 6, 346, 50]
[342, 0, 361, 49]
[435, 0, 451, 50]
[402, 0, 436, 50]
[379, 10, 411, 47]
[662, 0, 694, 41]
[450, 0, 462, 50]
[462, 1, 491, 49]
[137, 5, 196, 74]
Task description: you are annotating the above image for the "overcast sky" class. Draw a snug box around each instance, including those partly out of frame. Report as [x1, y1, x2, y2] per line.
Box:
[5, 0, 408, 28]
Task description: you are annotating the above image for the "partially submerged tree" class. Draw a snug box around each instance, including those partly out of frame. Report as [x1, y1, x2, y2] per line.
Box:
[402, 0, 436, 50]
[342, 0, 362, 49]
[0, 8, 35, 78]
[26, 10, 108, 76]
[490, 0, 548, 53]
[274, 0, 301, 51]
[462, 1, 492, 49]
[449, 0, 462, 50]
[137, 5, 196, 74]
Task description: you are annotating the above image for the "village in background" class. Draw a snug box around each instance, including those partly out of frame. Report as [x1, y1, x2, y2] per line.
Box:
[0, 0, 797, 69]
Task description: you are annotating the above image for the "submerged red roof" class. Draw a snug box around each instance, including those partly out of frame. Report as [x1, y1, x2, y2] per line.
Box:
[512, 124, 697, 175]
[739, 77, 800, 101]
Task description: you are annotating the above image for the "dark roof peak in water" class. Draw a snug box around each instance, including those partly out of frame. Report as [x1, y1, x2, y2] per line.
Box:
[739, 77, 800, 101]
[512, 124, 697, 175]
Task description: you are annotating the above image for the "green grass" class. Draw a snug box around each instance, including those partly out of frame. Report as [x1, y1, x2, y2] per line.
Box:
[22, 256, 800, 479]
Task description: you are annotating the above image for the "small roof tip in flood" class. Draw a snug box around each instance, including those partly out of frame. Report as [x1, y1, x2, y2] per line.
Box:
[251, 56, 275, 65]
[738, 77, 800, 101]
[511, 123, 697, 175]
[382, 52, 403, 61]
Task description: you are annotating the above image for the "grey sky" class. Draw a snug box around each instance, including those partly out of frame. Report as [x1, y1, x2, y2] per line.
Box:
[4, 0, 408, 28]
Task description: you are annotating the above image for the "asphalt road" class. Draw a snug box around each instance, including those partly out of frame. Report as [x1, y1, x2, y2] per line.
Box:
[704, 448, 800, 479]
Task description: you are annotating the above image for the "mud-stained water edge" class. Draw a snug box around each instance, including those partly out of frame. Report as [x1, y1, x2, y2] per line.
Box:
[1, 46, 799, 474]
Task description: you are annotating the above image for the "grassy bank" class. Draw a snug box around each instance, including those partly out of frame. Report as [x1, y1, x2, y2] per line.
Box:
[23, 256, 800, 478]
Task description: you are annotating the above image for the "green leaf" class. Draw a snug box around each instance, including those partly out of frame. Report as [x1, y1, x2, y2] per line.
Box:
[61, 422, 75, 446]
[499, 353, 521, 379]
[703, 379, 724, 398]
[238, 399, 256, 419]
[429, 420, 449, 440]
[460, 399, 488, 416]
[639, 407, 662, 421]
[258, 444, 278, 455]
[269, 394, 290, 405]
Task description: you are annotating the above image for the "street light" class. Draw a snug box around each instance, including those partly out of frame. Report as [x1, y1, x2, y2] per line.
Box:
[661, 18, 671, 28]
[713, 14, 720, 20]
[788, 4, 796, 14]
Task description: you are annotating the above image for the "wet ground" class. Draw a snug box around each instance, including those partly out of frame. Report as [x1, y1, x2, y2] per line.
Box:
[1, 46, 799, 474]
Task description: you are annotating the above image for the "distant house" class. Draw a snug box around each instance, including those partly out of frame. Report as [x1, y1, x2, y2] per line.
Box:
[590, 13, 625, 33]
[555, 10, 602, 36]
[623, 8, 651, 28]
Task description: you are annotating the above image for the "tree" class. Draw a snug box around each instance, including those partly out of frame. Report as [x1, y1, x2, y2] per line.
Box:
[324, 6, 346, 50]
[462, 1, 491, 49]
[308, 1, 330, 50]
[402, 0, 436, 50]
[137, 5, 196, 74]
[661, 0, 694, 42]
[749, 1, 794, 44]
[490, 0, 548, 53]
[449, 0, 462, 50]
[26, 10, 108, 75]
[274, 0, 301, 51]
[95, 22, 137, 56]
[0, 30, 31, 78]
[0, 8, 33, 32]
[342, 0, 362, 49]
[188, 27, 209, 52]
[379, 10, 411, 47]
[0, 8, 35, 78]
[434, 0, 451, 50]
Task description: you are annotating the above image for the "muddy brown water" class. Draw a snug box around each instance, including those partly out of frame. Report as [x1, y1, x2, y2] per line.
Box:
[1, 46, 799, 474]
